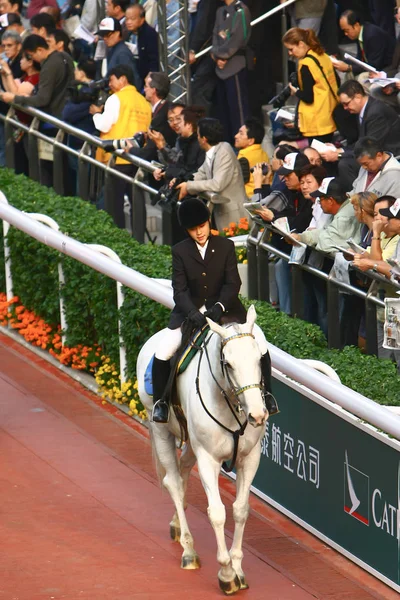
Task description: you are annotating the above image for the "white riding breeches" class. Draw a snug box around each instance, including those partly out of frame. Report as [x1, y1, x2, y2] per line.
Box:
[154, 323, 269, 362]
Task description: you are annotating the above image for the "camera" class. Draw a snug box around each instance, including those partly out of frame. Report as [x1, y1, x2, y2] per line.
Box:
[67, 77, 110, 106]
[250, 162, 270, 176]
[268, 72, 298, 109]
[156, 177, 185, 213]
[102, 131, 146, 153]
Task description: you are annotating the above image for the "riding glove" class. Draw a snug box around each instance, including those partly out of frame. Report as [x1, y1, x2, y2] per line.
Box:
[204, 303, 223, 323]
[188, 309, 207, 328]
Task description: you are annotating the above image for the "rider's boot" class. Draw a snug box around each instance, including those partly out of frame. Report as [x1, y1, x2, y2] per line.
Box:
[152, 356, 171, 423]
[260, 352, 279, 416]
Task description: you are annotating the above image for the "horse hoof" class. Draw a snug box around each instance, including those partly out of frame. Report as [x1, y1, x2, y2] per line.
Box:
[238, 576, 249, 590]
[181, 553, 201, 570]
[170, 525, 181, 542]
[218, 575, 240, 595]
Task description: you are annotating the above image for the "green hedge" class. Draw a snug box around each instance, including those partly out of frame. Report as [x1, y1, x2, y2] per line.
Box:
[0, 168, 399, 404]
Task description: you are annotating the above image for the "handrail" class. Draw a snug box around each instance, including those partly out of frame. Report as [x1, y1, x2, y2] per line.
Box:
[170, 0, 299, 77]
[0, 200, 399, 441]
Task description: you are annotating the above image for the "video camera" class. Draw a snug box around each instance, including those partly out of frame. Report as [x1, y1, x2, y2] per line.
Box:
[67, 78, 110, 107]
[268, 72, 298, 109]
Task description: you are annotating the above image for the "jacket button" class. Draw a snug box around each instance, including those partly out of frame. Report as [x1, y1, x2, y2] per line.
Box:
[204, 285, 207, 290]
[202, 272, 206, 276]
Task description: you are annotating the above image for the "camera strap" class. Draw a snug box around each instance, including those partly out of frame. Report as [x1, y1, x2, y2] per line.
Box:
[305, 54, 338, 105]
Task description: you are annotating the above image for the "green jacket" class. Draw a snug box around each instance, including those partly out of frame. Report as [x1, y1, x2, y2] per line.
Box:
[299, 199, 362, 256]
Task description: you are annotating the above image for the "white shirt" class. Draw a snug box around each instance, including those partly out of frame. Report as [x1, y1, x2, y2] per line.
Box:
[359, 99, 368, 124]
[152, 99, 162, 114]
[93, 93, 121, 133]
[196, 238, 209, 259]
[307, 201, 332, 230]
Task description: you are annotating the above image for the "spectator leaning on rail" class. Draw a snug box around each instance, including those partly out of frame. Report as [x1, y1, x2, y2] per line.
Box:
[210, 0, 251, 144]
[350, 137, 400, 198]
[0, 34, 74, 117]
[234, 117, 269, 198]
[282, 27, 338, 144]
[125, 3, 159, 91]
[95, 17, 141, 91]
[176, 117, 247, 231]
[352, 196, 400, 370]
[92, 64, 151, 229]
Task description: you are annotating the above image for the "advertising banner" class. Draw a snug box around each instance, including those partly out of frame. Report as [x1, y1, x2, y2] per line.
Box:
[251, 377, 400, 591]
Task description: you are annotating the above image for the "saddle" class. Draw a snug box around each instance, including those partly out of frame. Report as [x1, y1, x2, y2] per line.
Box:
[145, 323, 210, 443]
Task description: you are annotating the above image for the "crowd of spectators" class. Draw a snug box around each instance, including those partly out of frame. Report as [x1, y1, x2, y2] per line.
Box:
[0, 0, 400, 368]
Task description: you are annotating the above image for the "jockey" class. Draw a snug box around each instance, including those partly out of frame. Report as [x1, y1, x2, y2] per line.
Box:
[152, 197, 279, 423]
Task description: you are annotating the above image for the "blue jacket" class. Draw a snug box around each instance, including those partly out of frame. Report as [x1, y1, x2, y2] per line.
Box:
[107, 41, 141, 90]
[136, 21, 159, 84]
[62, 85, 97, 149]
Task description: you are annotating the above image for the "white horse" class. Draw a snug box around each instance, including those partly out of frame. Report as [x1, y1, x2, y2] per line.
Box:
[136, 305, 268, 595]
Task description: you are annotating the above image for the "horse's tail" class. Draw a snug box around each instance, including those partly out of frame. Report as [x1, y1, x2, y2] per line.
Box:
[149, 426, 167, 487]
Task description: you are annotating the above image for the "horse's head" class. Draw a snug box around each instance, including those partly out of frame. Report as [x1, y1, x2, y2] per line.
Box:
[206, 305, 267, 427]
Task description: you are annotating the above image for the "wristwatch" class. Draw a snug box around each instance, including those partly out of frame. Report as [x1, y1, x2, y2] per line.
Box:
[372, 263, 379, 273]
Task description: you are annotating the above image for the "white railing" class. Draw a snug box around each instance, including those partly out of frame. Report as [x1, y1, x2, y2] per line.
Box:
[0, 199, 399, 441]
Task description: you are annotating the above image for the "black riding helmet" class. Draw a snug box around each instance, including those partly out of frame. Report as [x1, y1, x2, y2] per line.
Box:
[178, 198, 210, 229]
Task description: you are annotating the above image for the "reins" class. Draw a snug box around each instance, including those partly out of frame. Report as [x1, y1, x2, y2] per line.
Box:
[195, 331, 261, 473]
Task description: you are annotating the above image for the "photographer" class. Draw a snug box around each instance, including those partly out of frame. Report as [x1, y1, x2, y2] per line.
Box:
[152, 105, 206, 183]
[234, 117, 269, 198]
[282, 27, 339, 144]
[62, 59, 98, 195]
[91, 64, 151, 228]
[152, 105, 206, 245]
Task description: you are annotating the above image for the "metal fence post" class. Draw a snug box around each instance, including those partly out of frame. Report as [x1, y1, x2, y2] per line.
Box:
[131, 176, 146, 244]
[77, 142, 92, 202]
[247, 223, 259, 300]
[365, 280, 378, 356]
[291, 264, 304, 319]
[27, 117, 40, 182]
[327, 274, 341, 349]
[4, 108, 16, 170]
[53, 128, 67, 196]
[257, 233, 270, 302]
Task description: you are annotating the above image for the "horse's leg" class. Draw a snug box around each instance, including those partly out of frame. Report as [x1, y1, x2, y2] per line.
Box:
[152, 426, 200, 569]
[229, 443, 262, 590]
[169, 441, 197, 544]
[196, 450, 240, 595]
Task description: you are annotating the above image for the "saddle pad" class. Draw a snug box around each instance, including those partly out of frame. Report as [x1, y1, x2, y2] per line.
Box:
[144, 354, 155, 396]
[177, 325, 209, 375]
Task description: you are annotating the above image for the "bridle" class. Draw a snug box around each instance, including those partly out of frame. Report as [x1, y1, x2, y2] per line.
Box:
[195, 330, 264, 473]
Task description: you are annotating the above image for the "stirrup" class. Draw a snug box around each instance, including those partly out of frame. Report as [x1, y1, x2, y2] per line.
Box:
[264, 392, 280, 416]
[152, 398, 170, 423]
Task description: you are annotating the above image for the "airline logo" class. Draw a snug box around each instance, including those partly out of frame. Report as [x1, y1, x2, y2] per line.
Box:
[344, 451, 370, 526]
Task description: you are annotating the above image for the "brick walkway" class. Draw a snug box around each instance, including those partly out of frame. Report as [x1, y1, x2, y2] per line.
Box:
[0, 333, 397, 600]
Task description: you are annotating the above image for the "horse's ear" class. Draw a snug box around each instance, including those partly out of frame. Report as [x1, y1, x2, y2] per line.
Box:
[206, 317, 229, 338]
[246, 305, 257, 329]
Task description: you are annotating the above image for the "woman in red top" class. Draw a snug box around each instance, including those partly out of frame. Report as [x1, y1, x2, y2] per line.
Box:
[0, 53, 40, 173]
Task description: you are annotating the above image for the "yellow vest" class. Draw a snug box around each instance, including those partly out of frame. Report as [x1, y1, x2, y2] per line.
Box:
[96, 85, 152, 165]
[297, 50, 338, 137]
[237, 144, 269, 197]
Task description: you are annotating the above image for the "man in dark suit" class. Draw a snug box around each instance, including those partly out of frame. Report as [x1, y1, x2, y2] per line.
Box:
[338, 10, 395, 74]
[189, 0, 219, 113]
[151, 197, 278, 423]
[125, 3, 159, 90]
[126, 71, 177, 162]
[320, 80, 400, 189]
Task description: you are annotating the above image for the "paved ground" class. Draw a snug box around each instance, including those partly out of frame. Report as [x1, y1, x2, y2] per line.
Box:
[0, 333, 398, 600]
